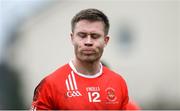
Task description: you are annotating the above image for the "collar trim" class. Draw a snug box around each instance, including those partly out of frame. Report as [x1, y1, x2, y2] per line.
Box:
[69, 60, 103, 78]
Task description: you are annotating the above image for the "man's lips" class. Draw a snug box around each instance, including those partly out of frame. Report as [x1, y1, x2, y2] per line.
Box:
[81, 49, 96, 54]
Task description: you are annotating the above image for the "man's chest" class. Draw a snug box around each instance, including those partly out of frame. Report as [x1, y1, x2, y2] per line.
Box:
[54, 72, 123, 109]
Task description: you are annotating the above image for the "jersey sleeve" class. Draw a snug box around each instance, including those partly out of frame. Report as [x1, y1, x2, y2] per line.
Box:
[125, 100, 141, 110]
[121, 78, 129, 110]
[31, 78, 54, 110]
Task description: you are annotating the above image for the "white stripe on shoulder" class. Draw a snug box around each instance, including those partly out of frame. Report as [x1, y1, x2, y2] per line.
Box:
[71, 71, 78, 90]
[68, 74, 74, 90]
[65, 79, 70, 91]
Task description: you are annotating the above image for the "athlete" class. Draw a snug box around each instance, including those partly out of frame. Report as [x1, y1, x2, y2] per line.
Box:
[31, 8, 129, 110]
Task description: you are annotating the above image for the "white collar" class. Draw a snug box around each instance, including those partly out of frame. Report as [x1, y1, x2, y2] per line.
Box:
[69, 60, 103, 78]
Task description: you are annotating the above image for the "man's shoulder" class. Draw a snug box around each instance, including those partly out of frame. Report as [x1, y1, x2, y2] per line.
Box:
[33, 64, 70, 94]
[44, 63, 71, 82]
[103, 66, 126, 81]
[52, 63, 71, 75]
[103, 66, 128, 91]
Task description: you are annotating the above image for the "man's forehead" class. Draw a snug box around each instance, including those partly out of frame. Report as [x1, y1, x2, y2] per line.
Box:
[75, 20, 104, 26]
[74, 20, 104, 31]
[74, 28, 104, 35]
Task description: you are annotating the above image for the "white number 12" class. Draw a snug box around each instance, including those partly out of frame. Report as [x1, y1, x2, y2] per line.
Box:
[88, 92, 101, 102]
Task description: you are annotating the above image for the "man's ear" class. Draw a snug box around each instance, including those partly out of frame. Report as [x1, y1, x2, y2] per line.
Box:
[104, 36, 110, 47]
[70, 32, 74, 45]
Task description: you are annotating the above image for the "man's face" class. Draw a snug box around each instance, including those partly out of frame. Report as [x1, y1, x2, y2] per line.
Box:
[71, 20, 109, 62]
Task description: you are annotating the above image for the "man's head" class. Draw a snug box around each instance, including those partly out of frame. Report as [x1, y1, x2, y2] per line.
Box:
[71, 8, 110, 63]
[71, 8, 110, 35]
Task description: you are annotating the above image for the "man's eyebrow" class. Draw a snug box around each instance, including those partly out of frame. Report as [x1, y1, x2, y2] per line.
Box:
[90, 33, 100, 35]
[76, 32, 87, 34]
[77, 32, 86, 33]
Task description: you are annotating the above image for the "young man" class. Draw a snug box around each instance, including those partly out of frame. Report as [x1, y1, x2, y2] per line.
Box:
[31, 8, 129, 110]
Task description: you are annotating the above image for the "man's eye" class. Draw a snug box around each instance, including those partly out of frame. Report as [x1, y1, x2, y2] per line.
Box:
[91, 34, 100, 39]
[78, 33, 87, 38]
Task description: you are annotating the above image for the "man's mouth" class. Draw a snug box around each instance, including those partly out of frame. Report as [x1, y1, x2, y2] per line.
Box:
[81, 49, 96, 54]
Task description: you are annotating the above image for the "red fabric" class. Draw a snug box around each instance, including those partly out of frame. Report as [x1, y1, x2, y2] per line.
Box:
[32, 63, 129, 110]
[126, 100, 141, 110]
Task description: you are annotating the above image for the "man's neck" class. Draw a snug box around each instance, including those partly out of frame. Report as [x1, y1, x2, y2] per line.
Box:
[72, 59, 101, 75]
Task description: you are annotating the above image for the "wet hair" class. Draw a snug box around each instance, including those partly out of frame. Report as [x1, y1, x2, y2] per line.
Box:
[71, 8, 110, 35]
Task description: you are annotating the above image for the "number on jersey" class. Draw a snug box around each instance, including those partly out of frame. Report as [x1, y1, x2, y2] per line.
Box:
[88, 92, 101, 102]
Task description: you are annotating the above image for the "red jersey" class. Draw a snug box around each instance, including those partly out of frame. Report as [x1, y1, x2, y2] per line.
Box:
[31, 61, 129, 110]
[126, 100, 141, 110]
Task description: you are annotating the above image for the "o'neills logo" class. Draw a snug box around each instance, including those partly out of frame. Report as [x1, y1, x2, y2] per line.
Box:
[65, 71, 82, 97]
[105, 87, 117, 102]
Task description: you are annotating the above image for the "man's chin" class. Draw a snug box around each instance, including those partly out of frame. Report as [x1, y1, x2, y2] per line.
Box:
[79, 57, 98, 62]
[82, 58, 96, 62]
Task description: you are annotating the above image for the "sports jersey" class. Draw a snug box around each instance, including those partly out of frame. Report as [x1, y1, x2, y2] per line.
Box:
[31, 61, 129, 110]
[126, 100, 141, 110]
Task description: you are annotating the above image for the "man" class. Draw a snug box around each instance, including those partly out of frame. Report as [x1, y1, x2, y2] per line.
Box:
[31, 8, 129, 110]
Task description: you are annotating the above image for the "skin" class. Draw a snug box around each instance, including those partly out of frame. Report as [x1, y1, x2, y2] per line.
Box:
[71, 20, 109, 75]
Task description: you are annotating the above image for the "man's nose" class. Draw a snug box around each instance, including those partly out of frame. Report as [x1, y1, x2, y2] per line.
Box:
[84, 36, 93, 46]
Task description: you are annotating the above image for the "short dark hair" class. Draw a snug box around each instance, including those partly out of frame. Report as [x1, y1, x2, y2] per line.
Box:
[71, 8, 110, 35]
